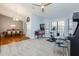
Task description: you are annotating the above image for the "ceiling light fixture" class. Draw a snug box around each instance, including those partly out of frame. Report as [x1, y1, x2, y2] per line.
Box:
[32, 3, 52, 12]
[10, 24, 16, 29]
[13, 17, 19, 21]
[41, 5, 44, 8]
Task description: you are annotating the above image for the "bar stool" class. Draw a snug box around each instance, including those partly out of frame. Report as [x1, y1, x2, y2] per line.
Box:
[16, 30, 20, 35]
[6, 30, 12, 37]
[12, 30, 16, 36]
[0, 32, 5, 39]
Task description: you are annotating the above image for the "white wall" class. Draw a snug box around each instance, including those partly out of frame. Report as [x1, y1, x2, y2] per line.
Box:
[0, 14, 23, 33]
[23, 15, 32, 38]
[30, 14, 42, 38]
[23, 14, 42, 38]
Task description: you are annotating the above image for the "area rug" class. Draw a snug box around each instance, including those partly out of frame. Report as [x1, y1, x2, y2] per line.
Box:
[0, 35, 30, 46]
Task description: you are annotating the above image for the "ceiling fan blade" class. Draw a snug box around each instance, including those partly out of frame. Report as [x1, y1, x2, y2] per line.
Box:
[44, 3, 52, 6]
[32, 4, 41, 7]
[42, 8, 44, 12]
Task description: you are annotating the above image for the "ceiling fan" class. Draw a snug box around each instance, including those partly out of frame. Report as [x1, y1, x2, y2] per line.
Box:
[32, 3, 52, 12]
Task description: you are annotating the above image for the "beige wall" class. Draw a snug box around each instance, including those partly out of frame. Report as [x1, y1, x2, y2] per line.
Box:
[0, 14, 23, 33]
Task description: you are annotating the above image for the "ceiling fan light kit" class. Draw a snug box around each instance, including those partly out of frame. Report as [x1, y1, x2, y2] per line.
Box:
[32, 3, 52, 12]
[41, 5, 44, 8]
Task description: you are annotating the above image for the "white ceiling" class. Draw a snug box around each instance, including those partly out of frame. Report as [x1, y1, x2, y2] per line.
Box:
[0, 3, 79, 19]
[0, 3, 32, 20]
[32, 3, 79, 19]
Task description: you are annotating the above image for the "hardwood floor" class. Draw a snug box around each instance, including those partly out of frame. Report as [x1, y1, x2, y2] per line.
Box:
[0, 35, 30, 46]
[0, 38, 69, 56]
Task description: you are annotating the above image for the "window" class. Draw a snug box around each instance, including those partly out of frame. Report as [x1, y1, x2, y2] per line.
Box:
[52, 21, 57, 31]
[58, 21, 65, 35]
[51, 21, 65, 36]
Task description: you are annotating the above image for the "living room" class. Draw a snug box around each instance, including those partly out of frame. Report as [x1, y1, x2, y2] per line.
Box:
[0, 3, 79, 56]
